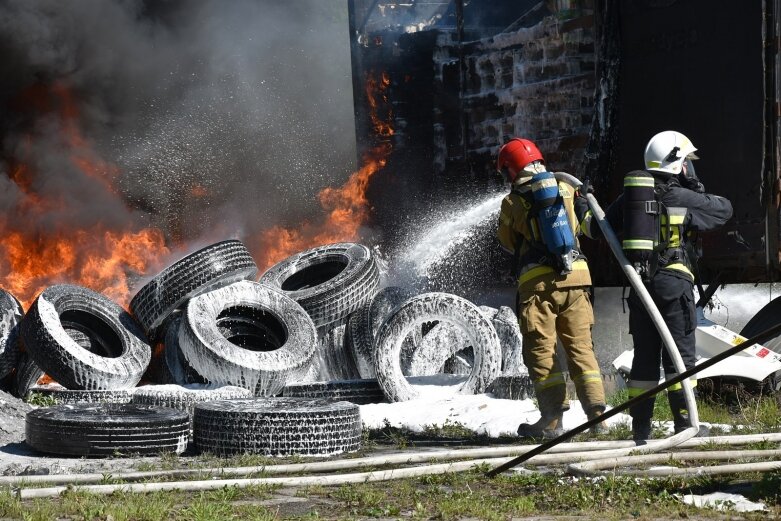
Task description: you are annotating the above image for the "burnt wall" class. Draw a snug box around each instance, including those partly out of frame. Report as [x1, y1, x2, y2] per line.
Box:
[433, 13, 598, 182]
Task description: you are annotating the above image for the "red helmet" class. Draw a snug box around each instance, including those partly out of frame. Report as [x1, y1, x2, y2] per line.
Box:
[496, 138, 544, 181]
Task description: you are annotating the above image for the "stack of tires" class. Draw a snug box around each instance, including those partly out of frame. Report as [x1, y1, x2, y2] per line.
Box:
[3, 238, 529, 458]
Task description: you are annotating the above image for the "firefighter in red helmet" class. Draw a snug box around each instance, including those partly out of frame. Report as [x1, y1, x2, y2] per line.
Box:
[496, 137, 606, 438]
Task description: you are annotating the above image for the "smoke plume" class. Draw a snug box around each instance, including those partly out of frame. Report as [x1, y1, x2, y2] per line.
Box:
[0, 0, 356, 249]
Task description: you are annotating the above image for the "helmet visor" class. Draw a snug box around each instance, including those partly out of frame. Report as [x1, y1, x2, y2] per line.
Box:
[684, 158, 696, 178]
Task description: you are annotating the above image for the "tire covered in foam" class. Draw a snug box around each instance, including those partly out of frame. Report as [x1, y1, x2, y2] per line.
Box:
[0, 289, 23, 380]
[130, 240, 258, 340]
[21, 284, 151, 390]
[259, 242, 379, 329]
[373, 292, 501, 402]
[193, 397, 361, 457]
[26, 403, 189, 456]
[178, 280, 317, 396]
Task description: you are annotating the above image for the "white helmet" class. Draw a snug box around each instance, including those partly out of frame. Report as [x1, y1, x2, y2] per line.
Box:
[644, 131, 699, 175]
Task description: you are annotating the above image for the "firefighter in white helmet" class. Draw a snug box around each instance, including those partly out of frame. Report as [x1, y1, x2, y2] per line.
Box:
[578, 130, 733, 440]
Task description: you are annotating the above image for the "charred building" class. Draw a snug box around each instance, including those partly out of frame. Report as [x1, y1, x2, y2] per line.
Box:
[349, 0, 778, 288]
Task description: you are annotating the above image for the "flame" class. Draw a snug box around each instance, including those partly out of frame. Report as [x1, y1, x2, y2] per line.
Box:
[366, 71, 395, 137]
[256, 144, 390, 269]
[1, 83, 170, 308]
[255, 70, 394, 270]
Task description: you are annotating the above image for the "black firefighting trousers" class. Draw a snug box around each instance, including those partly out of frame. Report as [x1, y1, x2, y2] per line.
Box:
[626, 270, 697, 422]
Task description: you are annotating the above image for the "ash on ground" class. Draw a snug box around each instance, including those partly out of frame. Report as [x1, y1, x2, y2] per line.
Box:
[0, 390, 29, 447]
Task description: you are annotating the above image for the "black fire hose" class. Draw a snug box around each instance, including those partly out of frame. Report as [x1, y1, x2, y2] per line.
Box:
[484, 320, 781, 477]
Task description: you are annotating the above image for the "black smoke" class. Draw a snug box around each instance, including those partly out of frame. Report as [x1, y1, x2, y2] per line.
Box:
[0, 0, 357, 244]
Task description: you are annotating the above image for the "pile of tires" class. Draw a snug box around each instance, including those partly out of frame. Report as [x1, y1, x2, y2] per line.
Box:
[0, 238, 535, 457]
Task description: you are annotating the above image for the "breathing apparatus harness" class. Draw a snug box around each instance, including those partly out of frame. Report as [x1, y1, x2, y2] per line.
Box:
[512, 171, 582, 276]
[622, 170, 695, 282]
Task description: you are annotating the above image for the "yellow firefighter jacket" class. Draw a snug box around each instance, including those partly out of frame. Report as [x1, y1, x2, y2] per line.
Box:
[497, 177, 592, 292]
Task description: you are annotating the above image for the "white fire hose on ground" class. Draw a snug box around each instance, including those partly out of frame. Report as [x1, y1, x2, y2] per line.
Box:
[8, 434, 781, 499]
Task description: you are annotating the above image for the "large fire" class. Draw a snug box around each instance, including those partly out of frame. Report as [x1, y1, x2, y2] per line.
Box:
[2, 69, 392, 307]
[255, 70, 394, 269]
[0, 83, 169, 308]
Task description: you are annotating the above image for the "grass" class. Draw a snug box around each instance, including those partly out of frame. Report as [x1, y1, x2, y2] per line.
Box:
[3, 391, 781, 520]
[24, 391, 57, 408]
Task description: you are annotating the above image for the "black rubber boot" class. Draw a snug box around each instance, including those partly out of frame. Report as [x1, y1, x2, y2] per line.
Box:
[630, 395, 655, 441]
[667, 390, 692, 434]
[631, 417, 653, 441]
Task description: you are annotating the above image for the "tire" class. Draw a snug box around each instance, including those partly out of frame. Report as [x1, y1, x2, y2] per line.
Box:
[178, 280, 317, 396]
[0, 289, 23, 380]
[130, 240, 258, 340]
[132, 383, 252, 411]
[193, 397, 362, 457]
[282, 379, 387, 405]
[739, 296, 781, 356]
[373, 292, 502, 402]
[493, 306, 524, 374]
[27, 385, 135, 405]
[163, 317, 208, 385]
[311, 324, 361, 382]
[487, 374, 534, 400]
[132, 383, 252, 436]
[21, 284, 151, 390]
[14, 353, 47, 399]
[347, 286, 417, 379]
[25, 403, 189, 456]
[259, 243, 380, 329]
[408, 322, 470, 376]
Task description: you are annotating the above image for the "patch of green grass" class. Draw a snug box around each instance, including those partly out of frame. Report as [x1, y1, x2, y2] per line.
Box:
[421, 418, 476, 438]
[24, 392, 57, 407]
[178, 490, 235, 521]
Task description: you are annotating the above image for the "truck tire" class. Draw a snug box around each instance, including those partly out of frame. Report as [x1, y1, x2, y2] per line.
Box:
[130, 240, 258, 340]
[312, 324, 360, 382]
[178, 281, 317, 396]
[14, 353, 47, 399]
[487, 374, 534, 400]
[0, 290, 23, 380]
[163, 317, 208, 385]
[27, 386, 135, 405]
[282, 379, 387, 404]
[132, 383, 252, 436]
[259, 243, 380, 329]
[21, 285, 151, 390]
[193, 397, 362, 457]
[373, 292, 501, 402]
[25, 403, 189, 456]
[348, 286, 416, 379]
